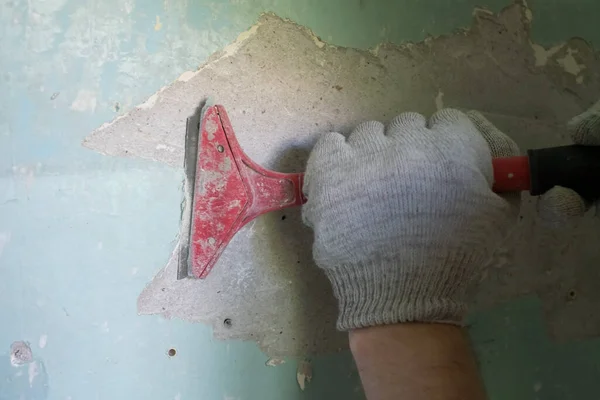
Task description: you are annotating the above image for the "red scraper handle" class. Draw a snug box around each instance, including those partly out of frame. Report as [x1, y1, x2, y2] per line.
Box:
[190, 105, 600, 279]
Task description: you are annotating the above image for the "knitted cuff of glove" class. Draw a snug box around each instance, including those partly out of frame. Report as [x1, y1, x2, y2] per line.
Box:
[324, 254, 477, 331]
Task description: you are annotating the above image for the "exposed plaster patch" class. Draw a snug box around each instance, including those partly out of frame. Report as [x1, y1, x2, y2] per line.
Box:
[10, 341, 33, 367]
[531, 43, 564, 67]
[557, 48, 586, 76]
[137, 89, 164, 110]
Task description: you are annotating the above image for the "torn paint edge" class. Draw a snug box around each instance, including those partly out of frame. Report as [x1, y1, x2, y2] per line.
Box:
[90, 21, 262, 134]
[296, 359, 313, 391]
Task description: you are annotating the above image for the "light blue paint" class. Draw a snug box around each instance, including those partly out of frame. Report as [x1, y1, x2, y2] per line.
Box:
[469, 297, 600, 400]
[2, 0, 600, 398]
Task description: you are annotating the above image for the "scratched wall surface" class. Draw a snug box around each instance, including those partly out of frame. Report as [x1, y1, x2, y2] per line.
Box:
[1, 0, 600, 399]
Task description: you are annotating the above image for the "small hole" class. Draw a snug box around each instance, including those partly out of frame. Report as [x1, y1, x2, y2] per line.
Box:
[568, 290, 577, 300]
[168, 348, 176, 357]
[223, 318, 232, 328]
[217, 145, 224, 153]
[281, 215, 286, 221]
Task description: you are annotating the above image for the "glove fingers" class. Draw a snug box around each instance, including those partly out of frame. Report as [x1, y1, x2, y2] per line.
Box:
[386, 112, 427, 137]
[347, 121, 385, 147]
[569, 100, 600, 145]
[537, 186, 588, 226]
[466, 111, 520, 158]
[427, 108, 471, 129]
[303, 131, 348, 198]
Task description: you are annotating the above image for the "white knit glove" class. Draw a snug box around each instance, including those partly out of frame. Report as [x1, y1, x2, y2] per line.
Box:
[302, 109, 519, 330]
[538, 100, 600, 224]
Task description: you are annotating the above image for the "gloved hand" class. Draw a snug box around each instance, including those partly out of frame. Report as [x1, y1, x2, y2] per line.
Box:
[302, 109, 519, 330]
[538, 100, 600, 224]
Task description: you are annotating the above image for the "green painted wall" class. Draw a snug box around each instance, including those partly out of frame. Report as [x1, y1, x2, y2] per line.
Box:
[1, 0, 599, 399]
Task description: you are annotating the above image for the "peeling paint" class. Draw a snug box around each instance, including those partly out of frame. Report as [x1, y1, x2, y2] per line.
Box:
[530, 43, 564, 67]
[557, 48, 586, 76]
[10, 341, 33, 367]
[296, 360, 312, 391]
[265, 357, 286, 367]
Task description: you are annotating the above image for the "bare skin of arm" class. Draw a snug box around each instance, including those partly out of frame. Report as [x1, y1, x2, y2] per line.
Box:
[349, 324, 486, 400]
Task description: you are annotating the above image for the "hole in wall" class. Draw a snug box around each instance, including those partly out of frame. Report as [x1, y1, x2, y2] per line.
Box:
[168, 348, 177, 357]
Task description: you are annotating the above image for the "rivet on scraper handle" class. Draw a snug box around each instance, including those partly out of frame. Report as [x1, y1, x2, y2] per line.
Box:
[188, 105, 600, 279]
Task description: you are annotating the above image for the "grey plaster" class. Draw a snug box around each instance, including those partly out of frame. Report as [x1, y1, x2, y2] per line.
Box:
[85, 3, 600, 355]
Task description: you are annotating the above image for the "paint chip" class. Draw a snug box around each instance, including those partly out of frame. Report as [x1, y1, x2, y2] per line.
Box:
[221, 23, 261, 58]
[265, 357, 286, 367]
[10, 341, 33, 366]
[154, 16, 163, 31]
[557, 48, 586, 76]
[296, 360, 312, 391]
[137, 89, 165, 110]
[38, 335, 47, 349]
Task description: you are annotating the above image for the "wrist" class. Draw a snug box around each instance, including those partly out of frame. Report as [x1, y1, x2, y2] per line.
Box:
[350, 323, 486, 400]
[349, 323, 466, 355]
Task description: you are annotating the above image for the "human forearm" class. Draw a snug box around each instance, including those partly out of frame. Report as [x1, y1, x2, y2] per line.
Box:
[350, 323, 486, 400]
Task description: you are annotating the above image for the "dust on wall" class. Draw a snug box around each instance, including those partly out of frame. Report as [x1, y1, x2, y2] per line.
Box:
[84, 2, 600, 356]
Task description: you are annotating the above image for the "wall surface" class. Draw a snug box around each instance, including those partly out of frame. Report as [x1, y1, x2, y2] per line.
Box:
[1, 0, 600, 399]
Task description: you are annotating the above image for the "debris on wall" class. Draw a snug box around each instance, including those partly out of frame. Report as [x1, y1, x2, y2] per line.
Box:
[4, 341, 49, 397]
[85, 2, 600, 354]
[296, 360, 312, 391]
[10, 341, 33, 367]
